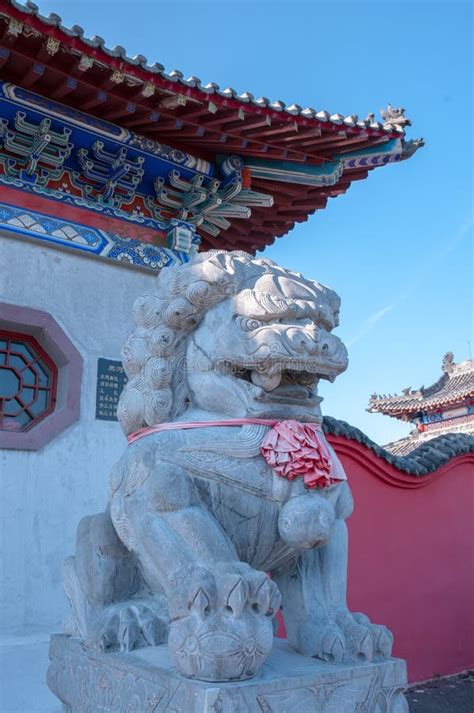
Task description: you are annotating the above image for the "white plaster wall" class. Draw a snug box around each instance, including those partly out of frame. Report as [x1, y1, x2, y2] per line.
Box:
[0, 233, 156, 638]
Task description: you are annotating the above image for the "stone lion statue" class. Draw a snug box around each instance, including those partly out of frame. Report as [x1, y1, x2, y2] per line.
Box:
[64, 250, 392, 682]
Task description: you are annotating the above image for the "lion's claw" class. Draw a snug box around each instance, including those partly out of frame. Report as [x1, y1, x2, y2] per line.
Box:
[118, 606, 141, 651]
[320, 625, 346, 663]
[91, 598, 169, 652]
[140, 605, 169, 646]
[287, 616, 346, 662]
[222, 574, 248, 616]
[352, 612, 393, 658]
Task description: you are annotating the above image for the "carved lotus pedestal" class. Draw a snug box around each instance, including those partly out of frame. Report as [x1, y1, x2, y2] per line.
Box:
[47, 634, 408, 713]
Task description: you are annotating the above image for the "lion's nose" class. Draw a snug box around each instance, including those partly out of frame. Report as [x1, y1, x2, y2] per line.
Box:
[283, 329, 346, 366]
[284, 328, 321, 354]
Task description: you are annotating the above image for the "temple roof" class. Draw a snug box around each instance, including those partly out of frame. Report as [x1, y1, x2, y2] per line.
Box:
[368, 353, 474, 419]
[0, 0, 423, 252]
[0, 1, 408, 132]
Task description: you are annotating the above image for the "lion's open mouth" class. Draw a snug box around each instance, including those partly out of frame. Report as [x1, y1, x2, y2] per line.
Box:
[225, 364, 325, 405]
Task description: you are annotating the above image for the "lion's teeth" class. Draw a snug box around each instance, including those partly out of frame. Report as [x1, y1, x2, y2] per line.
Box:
[250, 370, 282, 392]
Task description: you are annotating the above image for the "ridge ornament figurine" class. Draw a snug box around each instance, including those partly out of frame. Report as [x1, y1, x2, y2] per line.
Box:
[60, 251, 395, 686]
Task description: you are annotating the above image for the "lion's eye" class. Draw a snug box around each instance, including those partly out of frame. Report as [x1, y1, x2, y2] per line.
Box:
[237, 317, 263, 331]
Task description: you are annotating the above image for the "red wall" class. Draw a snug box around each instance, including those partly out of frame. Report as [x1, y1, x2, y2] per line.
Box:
[330, 435, 474, 683]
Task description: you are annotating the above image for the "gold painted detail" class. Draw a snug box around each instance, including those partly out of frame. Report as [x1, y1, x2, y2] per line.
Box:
[141, 82, 155, 98]
[7, 18, 23, 36]
[46, 37, 60, 55]
[78, 54, 94, 72]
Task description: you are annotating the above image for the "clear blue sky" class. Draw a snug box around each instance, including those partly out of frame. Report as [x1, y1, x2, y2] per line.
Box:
[41, 0, 473, 445]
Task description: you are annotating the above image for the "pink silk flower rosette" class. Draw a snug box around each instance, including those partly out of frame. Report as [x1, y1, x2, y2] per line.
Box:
[260, 419, 346, 489]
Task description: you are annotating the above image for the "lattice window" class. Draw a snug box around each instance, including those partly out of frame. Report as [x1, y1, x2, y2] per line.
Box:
[0, 330, 57, 431]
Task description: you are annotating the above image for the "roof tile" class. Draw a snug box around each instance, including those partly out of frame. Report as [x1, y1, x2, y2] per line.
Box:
[323, 416, 474, 474]
[3, 0, 408, 135]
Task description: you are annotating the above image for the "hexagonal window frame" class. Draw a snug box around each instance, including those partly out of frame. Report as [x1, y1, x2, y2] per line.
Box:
[0, 303, 83, 450]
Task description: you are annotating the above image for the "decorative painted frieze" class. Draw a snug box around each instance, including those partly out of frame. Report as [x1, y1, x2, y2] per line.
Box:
[150, 156, 273, 237]
[0, 81, 212, 172]
[0, 80, 415, 257]
[0, 110, 72, 184]
[244, 139, 407, 185]
[76, 141, 145, 207]
[0, 202, 198, 270]
[0, 81, 277, 245]
[419, 403, 473, 426]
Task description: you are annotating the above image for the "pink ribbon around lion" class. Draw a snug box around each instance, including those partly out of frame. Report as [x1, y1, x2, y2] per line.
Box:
[128, 418, 346, 489]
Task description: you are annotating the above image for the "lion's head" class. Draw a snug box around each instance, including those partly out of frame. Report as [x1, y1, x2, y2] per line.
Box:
[118, 251, 348, 435]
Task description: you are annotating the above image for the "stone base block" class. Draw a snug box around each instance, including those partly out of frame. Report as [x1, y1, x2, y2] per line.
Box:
[47, 634, 408, 712]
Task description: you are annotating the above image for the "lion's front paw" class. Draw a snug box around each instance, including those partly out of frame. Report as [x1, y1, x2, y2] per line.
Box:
[168, 563, 280, 681]
[335, 609, 393, 662]
[286, 608, 392, 664]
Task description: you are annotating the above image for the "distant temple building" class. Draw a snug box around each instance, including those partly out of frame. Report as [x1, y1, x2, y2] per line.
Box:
[368, 352, 474, 455]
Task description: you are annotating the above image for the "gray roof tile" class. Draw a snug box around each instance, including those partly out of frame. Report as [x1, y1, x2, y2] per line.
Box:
[4, 0, 407, 134]
[323, 416, 474, 475]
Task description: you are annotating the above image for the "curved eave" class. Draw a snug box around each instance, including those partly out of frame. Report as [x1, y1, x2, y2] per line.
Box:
[0, 0, 405, 136]
[198, 167, 371, 251]
[368, 392, 474, 420]
[0, 0, 422, 253]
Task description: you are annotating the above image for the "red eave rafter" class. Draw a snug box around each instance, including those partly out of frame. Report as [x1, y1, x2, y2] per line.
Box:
[0, 39, 327, 164]
[203, 167, 364, 251]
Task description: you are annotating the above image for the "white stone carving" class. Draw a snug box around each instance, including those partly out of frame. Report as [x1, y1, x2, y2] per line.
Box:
[59, 251, 398, 688]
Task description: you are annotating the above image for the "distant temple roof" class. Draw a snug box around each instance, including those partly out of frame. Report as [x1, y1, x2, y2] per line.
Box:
[0, 0, 423, 253]
[368, 353, 474, 420]
[368, 353, 474, 456]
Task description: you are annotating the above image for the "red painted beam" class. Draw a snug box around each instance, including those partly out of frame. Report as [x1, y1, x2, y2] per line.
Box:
[103, 102, 137, 122]
[51, 76, 78, 101]
[120, 112, 160, 129]
[240, 121, 300, 139]
[0, 184, 167, 244]
[80, 90, 108, 111]
[21, 62, 45, 89]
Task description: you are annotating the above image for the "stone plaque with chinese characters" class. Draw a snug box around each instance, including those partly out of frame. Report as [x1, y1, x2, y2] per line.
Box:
[95, 358, 127, 421]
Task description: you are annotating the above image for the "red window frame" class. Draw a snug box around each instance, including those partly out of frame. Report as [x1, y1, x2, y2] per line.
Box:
[0, 330, 58, 432]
